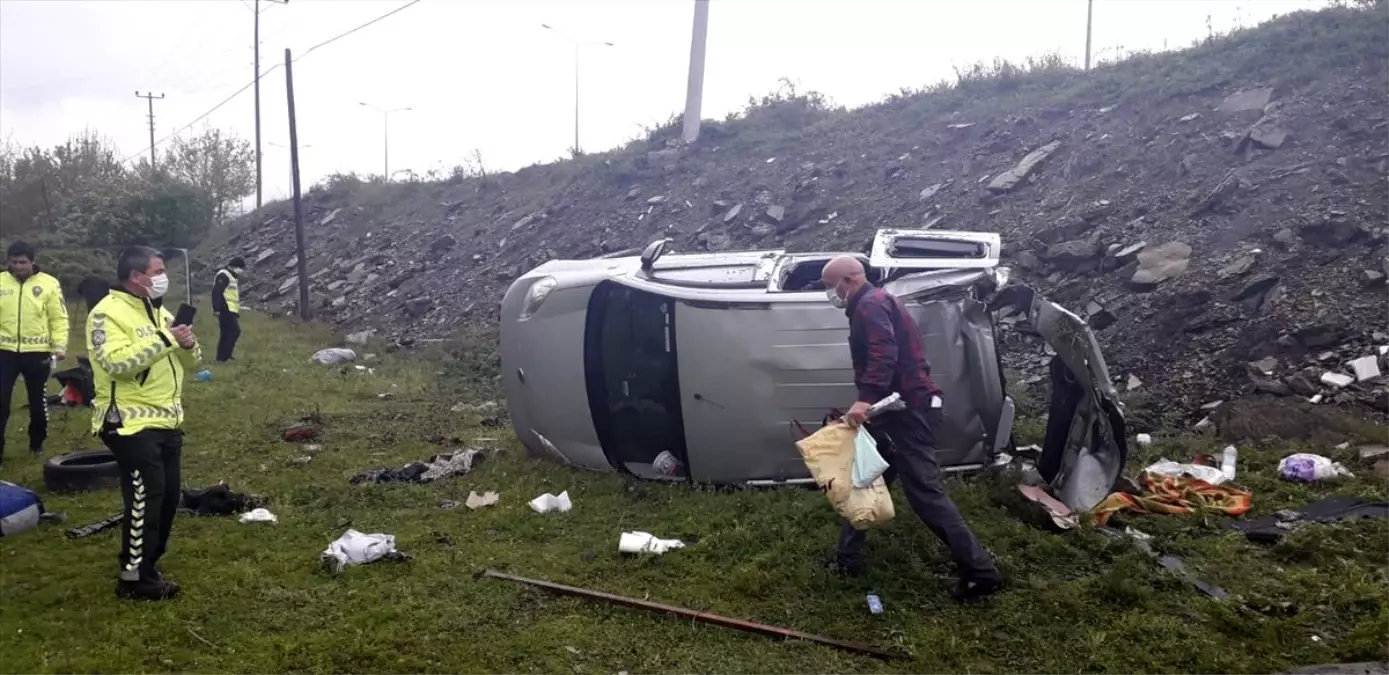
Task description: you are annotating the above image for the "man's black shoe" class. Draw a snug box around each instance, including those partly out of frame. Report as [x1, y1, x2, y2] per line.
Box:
[116, 578, 179, 601]
[29, 446, 42, 457]
[953, 576, 1004, 603]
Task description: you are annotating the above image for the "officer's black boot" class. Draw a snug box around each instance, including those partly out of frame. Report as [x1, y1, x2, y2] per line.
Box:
[116, 576, 179, 601]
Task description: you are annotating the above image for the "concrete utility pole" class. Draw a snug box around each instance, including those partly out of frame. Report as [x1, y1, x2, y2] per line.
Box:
[358, 102, 411, 182]
[255, 0, 290, 216]
[681, 0, 710, 144]
[1084, 0, 1094, 71]
[284, 48, 311, 320]
[134, 91, 165, 169]
[541, 23, 614, 156]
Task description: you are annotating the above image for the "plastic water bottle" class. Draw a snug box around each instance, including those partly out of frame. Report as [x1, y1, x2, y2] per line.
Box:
[866, 592, 884, 615]
[1220, 445, 1238, 482]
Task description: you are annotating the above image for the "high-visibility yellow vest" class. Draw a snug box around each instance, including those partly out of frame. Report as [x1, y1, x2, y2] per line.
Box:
[214, 268, 241, 314]
[0, 270, 69, 354]
[87, 288, 201, 436]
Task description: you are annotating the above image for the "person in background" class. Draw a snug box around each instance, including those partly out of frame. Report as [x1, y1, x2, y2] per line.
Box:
[0, 241, 69, 464]
[88, 246, 200, 600]
[820, 255, 1004, 602]
[211, 256, 244, 363]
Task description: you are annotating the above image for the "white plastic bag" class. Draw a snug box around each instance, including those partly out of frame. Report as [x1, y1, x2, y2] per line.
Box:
[1144, 458, 1228, 485]
[322, 529, 397, 572]
[851, 427, 890, 489]
[1278, 453, 1353, 482]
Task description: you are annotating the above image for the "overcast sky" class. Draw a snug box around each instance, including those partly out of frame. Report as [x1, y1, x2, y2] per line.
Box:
[1, 0, 1327, 205]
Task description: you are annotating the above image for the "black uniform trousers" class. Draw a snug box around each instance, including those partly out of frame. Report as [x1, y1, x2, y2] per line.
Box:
[216, 312, 241, 362]
[835, 406, 1000, 582]
[0, 349, 51, 457]
[101, 428, 183, 581]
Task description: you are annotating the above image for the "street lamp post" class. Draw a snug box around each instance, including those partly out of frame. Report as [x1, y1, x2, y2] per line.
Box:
[358, 102, 411, 182]
[541, 23, 613, 156]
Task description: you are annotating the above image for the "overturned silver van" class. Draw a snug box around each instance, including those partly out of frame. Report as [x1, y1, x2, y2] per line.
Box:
[500, 229, 1126, 512]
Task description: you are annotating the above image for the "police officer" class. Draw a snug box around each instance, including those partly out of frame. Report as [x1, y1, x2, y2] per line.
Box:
[211, 256, 243, 363]
[0, 241, 69, 464]
[88, 246, 200, 600]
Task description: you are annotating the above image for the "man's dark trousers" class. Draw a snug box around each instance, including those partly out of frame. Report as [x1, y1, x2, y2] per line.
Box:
[836, 406, 999, 582]
[102, 429, 182, 582]
[216, 312, 241, 362]
[0, 350, 51, 458]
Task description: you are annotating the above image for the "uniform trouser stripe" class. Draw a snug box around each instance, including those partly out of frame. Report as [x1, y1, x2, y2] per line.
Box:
[105, 429, 184, 583]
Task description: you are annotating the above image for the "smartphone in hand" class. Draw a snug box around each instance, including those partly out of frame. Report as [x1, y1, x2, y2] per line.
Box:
[174, 303, 197, 327]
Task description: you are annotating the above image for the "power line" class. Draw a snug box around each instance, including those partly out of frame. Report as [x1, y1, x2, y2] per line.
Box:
[117, 0, 422, 167]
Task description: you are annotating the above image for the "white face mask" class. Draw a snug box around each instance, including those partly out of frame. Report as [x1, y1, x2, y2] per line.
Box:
[146, 273, 170, 299]
[826, 284, 847, 309]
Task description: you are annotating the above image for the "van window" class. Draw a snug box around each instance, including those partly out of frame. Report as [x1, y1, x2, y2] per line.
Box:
[775, 258, 883, 292]
[889, 237, 989, 259]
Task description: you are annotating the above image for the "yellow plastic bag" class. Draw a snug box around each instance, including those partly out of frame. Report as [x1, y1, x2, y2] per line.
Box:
[795, 421, 895, 530]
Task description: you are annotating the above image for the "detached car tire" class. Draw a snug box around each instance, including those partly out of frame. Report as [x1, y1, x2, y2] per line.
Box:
[44, 450, 122, 494]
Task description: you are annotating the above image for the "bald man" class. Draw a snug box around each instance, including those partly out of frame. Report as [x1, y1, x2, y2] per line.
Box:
[821, 256, 1003, 601]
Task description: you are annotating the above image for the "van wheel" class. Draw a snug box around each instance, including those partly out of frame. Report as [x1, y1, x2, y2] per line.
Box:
[43, 450, 122, 494]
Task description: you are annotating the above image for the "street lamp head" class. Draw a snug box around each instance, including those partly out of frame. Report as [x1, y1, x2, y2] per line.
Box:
[541, 23, 552, 29]
[603, 42, 614, 47]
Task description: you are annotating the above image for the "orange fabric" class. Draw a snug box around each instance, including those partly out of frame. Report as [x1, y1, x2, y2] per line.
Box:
[1092, 472, 1252, 527]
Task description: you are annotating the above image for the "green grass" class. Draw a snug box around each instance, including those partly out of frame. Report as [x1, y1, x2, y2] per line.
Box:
[2, 311, 1386, 673]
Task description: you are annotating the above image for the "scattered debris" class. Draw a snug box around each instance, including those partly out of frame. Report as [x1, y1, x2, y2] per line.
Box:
[618, 531, 686, 555]
[652, 450, 683, 477]
[1278, 453, 1353, 482]
[322, 529, 408, 572]
[1348, 355, 1382, 382]
[181, 483, 266, 516]
[65, 512, 123, 539]
[310, 347, 357, 365]
[465, 490, 500, 510]
[479, 570, 908, 660]
[238, 508, 278, 524]
[1135, 433, 1153, 446]
[0, 481, 46, 536]
[1231, 496, 1388, 544]
[1092, 473, 1252, 526]
[350, 449, 487, 485]
[529, 490, 572, 514]
[282, 422, 320, 443]
[1099, 526, 1228, 600]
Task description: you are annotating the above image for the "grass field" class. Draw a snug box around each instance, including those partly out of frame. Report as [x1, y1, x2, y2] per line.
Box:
[1, 309, 1386, 674]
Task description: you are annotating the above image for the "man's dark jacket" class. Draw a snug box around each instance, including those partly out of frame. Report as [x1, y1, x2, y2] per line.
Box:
[845, 284, 942, 408]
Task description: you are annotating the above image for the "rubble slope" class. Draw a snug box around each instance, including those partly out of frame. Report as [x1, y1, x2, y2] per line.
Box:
[217, 6, 1389, 424]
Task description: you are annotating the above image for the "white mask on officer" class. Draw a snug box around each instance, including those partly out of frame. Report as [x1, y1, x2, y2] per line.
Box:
[146, 273, 170, 299]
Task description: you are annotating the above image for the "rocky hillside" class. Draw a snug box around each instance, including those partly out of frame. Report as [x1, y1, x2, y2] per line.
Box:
[216, 6, 1389, 425]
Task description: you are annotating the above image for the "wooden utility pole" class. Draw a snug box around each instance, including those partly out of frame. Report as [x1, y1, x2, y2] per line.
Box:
[134, 91, 165, 169]
[284, 48, 311, 320]
[1084, 0, 1094, 71]
[255, 0, 290, 217]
